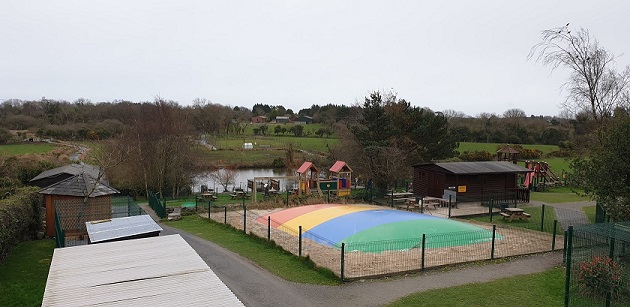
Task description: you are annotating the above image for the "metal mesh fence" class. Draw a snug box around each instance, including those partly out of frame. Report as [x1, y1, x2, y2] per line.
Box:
[565, 223, 630, 306]
[202, 205, 562, 280]
[54, 196, 146, 247]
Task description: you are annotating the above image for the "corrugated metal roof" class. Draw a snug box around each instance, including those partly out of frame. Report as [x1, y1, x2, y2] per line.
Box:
[38, 173, 119, 197]
[86, 215, 162, 244]
[329, 160, 352, 173]
[42, 234, 244, 307]
[31, 163, 102, 182]
[416, 161, 532, 175]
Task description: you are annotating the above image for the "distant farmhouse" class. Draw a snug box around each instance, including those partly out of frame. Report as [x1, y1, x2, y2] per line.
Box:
[275, 116, 290, 124]
[251, 116, 267, 124]
[295, 115, 313, 124]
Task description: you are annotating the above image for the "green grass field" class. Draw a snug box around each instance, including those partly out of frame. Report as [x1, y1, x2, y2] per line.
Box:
[530, 186, 590, 203]
[388, 266, 564, 307]
[0, 239, 55, 306]
[212, 135, 339, 153]
[0, 143, 58, 156]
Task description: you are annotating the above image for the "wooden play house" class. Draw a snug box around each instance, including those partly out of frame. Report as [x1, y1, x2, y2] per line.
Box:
[296, 162, 320, 195]
[328, 161, 352, 197]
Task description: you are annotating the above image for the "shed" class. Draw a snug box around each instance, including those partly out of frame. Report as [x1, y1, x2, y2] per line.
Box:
[85, 215, 162, 244]
[275, 116, 290, 123]
[42, 234, 244, 306]
[295, 116, 313, 124]
[30, 163, 104, 188]
[413, 161, 532, 203]
[39, 173, 119, 237]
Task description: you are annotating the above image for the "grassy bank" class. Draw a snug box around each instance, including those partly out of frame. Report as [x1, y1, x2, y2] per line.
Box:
[389, 266, 564, 306]
[0, 239, 55, 306]
[530, 186, 589, 203]
[0, 143, 58, 156]
[163, 215, 339, 285]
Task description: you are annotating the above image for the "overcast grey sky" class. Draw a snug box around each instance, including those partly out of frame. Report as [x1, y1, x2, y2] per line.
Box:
[1, 1, 629, 116]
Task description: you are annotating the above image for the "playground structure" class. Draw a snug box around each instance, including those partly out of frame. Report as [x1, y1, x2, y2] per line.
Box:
[523, 160, 562, 191]
[296, 161, 353, 197]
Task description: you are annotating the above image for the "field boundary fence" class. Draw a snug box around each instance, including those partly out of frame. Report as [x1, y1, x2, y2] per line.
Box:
[564, 223, 630, 306]
[201, 204, 563, 281]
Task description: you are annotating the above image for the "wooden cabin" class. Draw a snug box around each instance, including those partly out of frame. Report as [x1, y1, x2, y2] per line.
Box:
[39, 173, 119, 237]
[413, 161, 532, 203]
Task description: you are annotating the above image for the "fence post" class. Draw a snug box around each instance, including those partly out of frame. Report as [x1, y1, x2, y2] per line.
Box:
[195, 197, 198, 213]
[224, 206, 227, 224]
[340, 243, 345, 282]
[541, 204, 546, 232]
[390, 190, 394, 207]
[491, 225, 496, 260]
[489, 198, 494, 223]
[162, 198, 167, 219]
[299, 226, 302, 257]
[606, 237, 616, 306]
[448, 195, 452, 218]
[267, 216, 271, 241]
[564, 226, 573, 307]
[421, 234, 426, 271]
[563, 230, 568, 263]
[552, 220, 558, 251]
[207, 201, 211, 219]
[243, 205, 247, 234]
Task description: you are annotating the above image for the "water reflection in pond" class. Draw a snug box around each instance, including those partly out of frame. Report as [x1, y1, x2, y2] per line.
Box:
[193, 168, 294, 192]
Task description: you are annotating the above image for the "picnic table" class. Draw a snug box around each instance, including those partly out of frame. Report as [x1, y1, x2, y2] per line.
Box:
[201, 193, 217, 201]
[230, 191, 250, 199]
[385, 192, 414, 199]
[499, 207, 531, 222]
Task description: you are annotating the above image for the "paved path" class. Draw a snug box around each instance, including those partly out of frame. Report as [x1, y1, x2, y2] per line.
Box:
[529, 201, 594, 230]
[141, 203, 563, 306]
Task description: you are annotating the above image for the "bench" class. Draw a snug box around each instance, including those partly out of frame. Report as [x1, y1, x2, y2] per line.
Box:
[522, 213, 531, 217]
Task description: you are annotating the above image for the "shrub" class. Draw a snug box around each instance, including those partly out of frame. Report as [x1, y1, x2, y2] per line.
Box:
[0, 187, 41, 263]
[575, 255, 623, 298]
[459, 150, 493, 161]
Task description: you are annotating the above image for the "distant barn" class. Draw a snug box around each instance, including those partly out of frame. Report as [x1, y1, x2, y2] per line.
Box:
[413, 161, 532, 203]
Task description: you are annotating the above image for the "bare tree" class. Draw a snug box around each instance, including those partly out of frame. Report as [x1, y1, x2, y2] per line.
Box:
[529, 25, 630, 141]
[503, 108, 526, 118]
[211, 168, 238, 192]
[441, 109, 468, 119]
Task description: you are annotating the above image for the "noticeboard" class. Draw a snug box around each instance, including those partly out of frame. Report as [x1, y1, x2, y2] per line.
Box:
[458, 185, 467, 193]
[319, 181, 338, 191]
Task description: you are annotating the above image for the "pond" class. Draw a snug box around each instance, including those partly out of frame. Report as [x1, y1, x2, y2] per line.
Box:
[193, 168, 295, 192]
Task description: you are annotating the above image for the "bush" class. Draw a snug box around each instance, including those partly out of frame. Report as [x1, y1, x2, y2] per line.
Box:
[0, 187, 41, 263]
[459, 150, 493, 161]
[575, 255, 623, 298]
